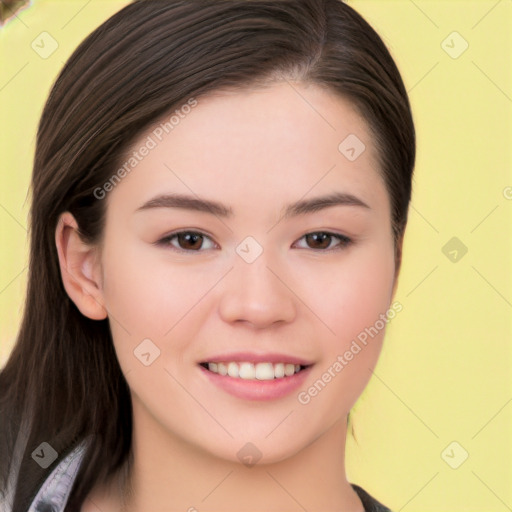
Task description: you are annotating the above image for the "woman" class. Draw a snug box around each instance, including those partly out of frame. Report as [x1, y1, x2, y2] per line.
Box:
[0, 0, 415, 510]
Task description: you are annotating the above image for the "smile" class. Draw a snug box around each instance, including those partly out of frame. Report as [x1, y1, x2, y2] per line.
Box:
[200, 361, 309, 380]
[198, 361, 313, 401]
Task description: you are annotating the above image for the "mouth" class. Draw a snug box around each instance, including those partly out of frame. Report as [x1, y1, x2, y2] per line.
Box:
[198, 359, 314, 401]
[199, 361, 312, 380]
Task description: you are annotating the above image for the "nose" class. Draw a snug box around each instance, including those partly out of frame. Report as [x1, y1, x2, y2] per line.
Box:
[218, 251, 296, 329]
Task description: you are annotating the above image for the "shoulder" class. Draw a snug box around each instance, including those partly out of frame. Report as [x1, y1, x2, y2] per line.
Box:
[351, 483, 393, 512]
[26, 439, 88, 512]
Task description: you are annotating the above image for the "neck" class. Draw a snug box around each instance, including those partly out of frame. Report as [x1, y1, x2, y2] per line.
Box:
[90, 401, 364, 512]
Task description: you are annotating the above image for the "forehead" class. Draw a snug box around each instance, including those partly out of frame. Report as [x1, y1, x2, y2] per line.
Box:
[106, 81, 387, 217]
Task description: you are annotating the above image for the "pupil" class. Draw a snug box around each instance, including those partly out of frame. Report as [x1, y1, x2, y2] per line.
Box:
[308, 233, 329, 249]
[181, 233, 201, 249]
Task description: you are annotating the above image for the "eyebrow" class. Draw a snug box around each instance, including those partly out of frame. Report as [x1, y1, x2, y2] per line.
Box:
[135, 191, 370, 219]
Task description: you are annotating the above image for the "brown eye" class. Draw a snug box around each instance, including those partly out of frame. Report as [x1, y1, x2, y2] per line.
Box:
[297, 232, 352, 251]
[157, 231, 215, 252]
[176, 232, 203, 250]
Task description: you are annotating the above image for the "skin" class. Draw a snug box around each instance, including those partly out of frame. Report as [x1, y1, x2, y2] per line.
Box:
[56, 81, 402, 511]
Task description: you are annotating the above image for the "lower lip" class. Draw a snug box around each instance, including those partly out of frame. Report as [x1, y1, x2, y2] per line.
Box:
[198, 364, 313, 401]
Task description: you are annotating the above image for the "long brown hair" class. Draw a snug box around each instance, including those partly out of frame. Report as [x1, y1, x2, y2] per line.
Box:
[0, 1, 415, 509]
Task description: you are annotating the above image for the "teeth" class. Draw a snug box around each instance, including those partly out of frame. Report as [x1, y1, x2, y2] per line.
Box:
[274, 363, 285, 378]
[227, 362, 239, 378]
[206, 361, 304, 380]
[239, 362, 256, 379]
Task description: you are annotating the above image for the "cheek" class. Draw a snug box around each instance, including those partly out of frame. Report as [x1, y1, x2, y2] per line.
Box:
[101, 242, 218, 338]
[311, 243, 395, 403]
[101, 255, 216, 386]
[308, 244, 396, 343]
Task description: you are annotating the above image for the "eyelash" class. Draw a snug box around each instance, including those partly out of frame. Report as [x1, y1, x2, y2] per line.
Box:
[155, 230, 353, 253]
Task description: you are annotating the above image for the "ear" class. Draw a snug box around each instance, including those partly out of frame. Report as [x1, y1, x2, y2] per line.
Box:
[55, 212, 107, 320]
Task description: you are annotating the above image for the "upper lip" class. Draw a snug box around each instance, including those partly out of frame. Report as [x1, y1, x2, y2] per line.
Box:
[199, 351, 314, 366]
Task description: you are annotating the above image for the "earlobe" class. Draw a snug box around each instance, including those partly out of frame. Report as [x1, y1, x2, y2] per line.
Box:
[55, 212, 107, 321]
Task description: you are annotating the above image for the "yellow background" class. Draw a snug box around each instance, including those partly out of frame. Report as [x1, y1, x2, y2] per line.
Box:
[0, 1, 510, 510]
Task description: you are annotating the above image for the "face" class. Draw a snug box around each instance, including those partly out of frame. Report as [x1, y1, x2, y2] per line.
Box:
[94, 81, 398, 464]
